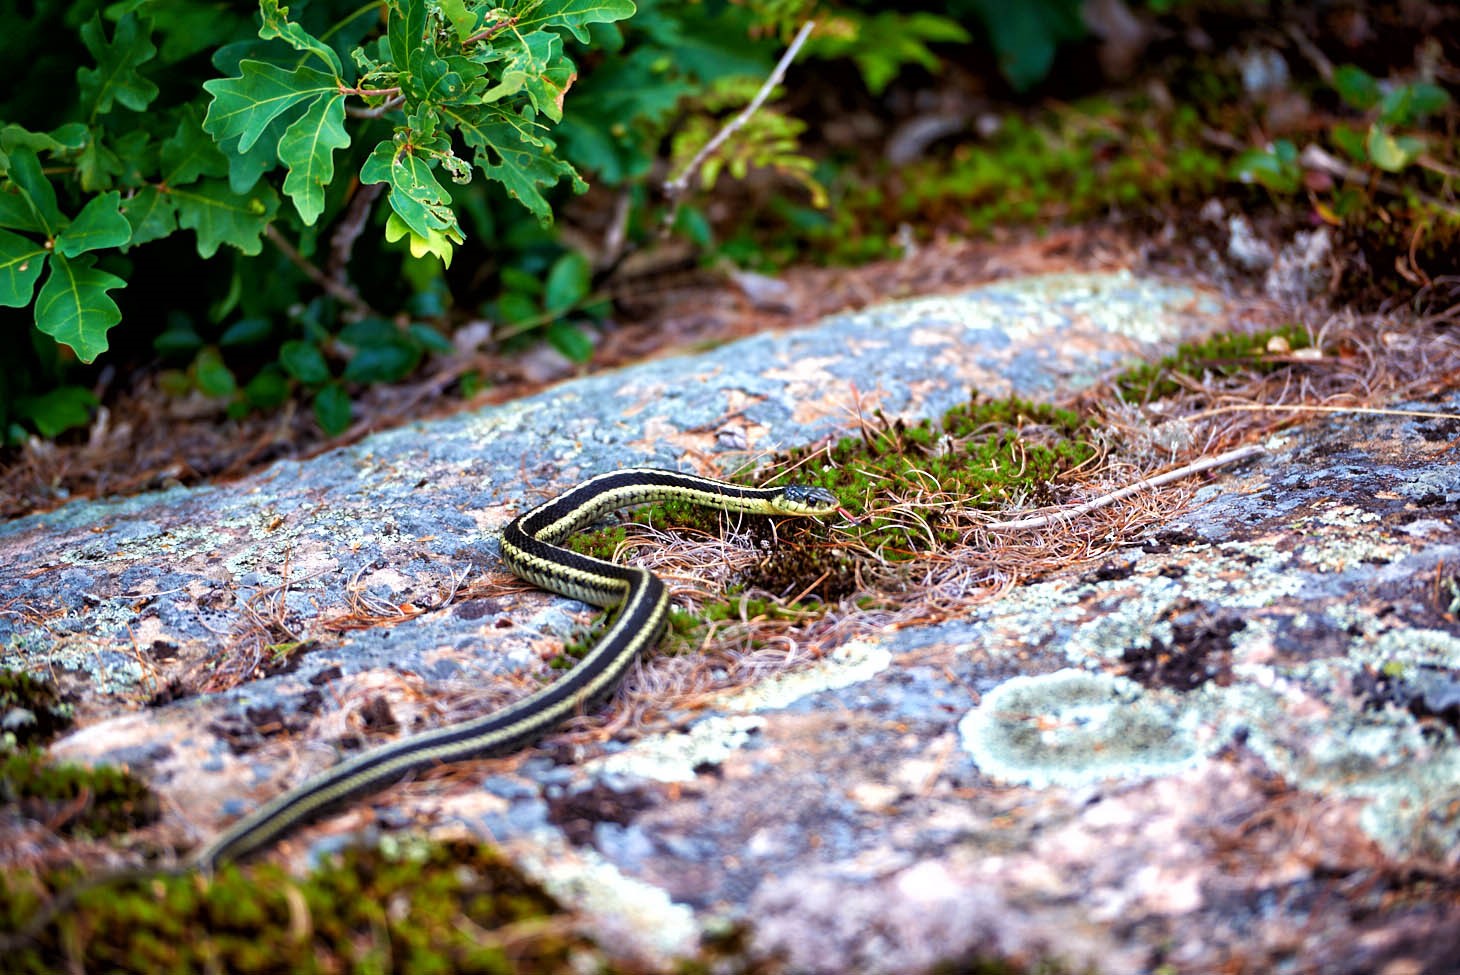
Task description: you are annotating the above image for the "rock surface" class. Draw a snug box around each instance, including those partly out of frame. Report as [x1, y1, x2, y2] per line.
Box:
[4, 271, 1458, 974]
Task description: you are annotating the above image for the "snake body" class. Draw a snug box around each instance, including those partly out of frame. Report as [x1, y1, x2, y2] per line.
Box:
[194, 468, 840, 867]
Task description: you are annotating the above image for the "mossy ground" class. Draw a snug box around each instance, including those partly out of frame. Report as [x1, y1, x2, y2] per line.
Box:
[558, 323, 1323, 654]
[1, 839, 605, 975]
[0, 668, 72, 748]
[723, 42, 1457, 311]
[1112, 324, 1313, 403]
[737, 96, 1228, 269]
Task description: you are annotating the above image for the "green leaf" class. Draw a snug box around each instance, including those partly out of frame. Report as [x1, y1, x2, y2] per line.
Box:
[193, 348, 238, 398]
[161, 109, 231, 187]
[1366, 126, 1425, 172]
[120, 186, 178, 247]
[279, 93, 349, 224]
[153, 320, 203, 355]
[546, 320, 593, 363]
[438, 0, 480, 42]
[14, 386, 99, 439]
[75, 136, 126, 193]
[0, 124, 88, 157]
[313, 383, 352, 435]
[338, 318, 398, 346]
[1, 147, 63, 235]
[964, 0, 1083, 91]
[244, 366, 290, 410]
[34, 253, 126, 363]
[78, 13, 159, 115]
[1403, 82, 1451, 117]
[203, 60, 339, 153]
[408, 322, 454, 355]
[496, 290, 539, 325]
[453, 110, 584, 225]
[1231, 139, 1300, 194]
[543, 250, 589, 315]
[216, 119, 287, 195]
[523, 0, 637, 44]
[388, 0, 428, 80]
[405, 45, 466, 104]
[55, 192, 132, 258]
[343, 340, 421, 383]
[0, 229, 48, 307]
[1329, 123, 1368, 165]
[1379, 82, 1452, 128]
[279, 339, 330, 383]
[258, 0, 343, 74]
[384, 211, 460, 266]
[484, 31, 573, 122]
[361, 143, 460, 240]
[1332, 64, 1381, 111]
[172, 179, 280, 257]
[220, 317, 272, 346]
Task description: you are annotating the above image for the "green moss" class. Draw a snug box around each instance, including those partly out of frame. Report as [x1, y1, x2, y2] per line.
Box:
[1, 839, 607, 974]
[740, 94, 1229, 267]
[1111, 324, 1313, 403]
[767, 392, 1097, 561]
[0, 669, 72, 748]
[565, 524, 629, 562]
[0, 747, 159, 839]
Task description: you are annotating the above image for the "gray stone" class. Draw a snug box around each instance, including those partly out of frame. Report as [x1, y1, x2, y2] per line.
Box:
[4, 271, 1458, 974]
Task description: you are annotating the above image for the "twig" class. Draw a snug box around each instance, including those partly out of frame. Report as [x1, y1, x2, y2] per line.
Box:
[328, 182, 385, 284]
[265, 225, 376, 318]
[1182, 403, 1460, 423]
[983, 444, 1267, 532]
[660, 20, 815, 228]
[345, 95, 406, 119]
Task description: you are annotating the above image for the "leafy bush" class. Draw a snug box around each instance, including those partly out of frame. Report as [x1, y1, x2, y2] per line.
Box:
[1231, 63, 1453, 222]
[0, 0, 633, 440]
[0, 0, 1099, 447]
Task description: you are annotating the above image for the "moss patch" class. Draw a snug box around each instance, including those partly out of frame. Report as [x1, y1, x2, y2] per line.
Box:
[1, 748, 159, 839]
[0, 669, 72, 749]
[1110, 324, 1313, 404]
[769, 392, 1096, 560]
[1, 838, 605, 974]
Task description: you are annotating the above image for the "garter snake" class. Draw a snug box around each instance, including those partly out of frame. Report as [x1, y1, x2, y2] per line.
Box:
[192, 468, 842, 867]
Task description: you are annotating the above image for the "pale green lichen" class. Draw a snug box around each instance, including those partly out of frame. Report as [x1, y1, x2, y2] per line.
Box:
[958, 669, 1204, 788]
[1219, 677, 1460, 860]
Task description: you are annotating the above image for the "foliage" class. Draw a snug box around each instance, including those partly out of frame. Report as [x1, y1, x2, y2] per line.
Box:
[950, 0, 1085, 92]
[1234, 65, 1452, 193]
[0, 0, 632, 443]
[807, 10, 970, 95]
[0, 0, 1102, 448]
[668, 77, 826, 207]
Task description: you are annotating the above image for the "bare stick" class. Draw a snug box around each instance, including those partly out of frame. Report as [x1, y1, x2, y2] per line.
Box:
[1183, 402, 1460, 423]
[983, 444, 1267, 532]
[661, 20, 815, 218]
[265, 225, 376, 318]
[328, 182, 385, 284]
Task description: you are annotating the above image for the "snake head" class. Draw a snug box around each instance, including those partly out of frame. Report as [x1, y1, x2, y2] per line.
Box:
[775, 483, 846, 518]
